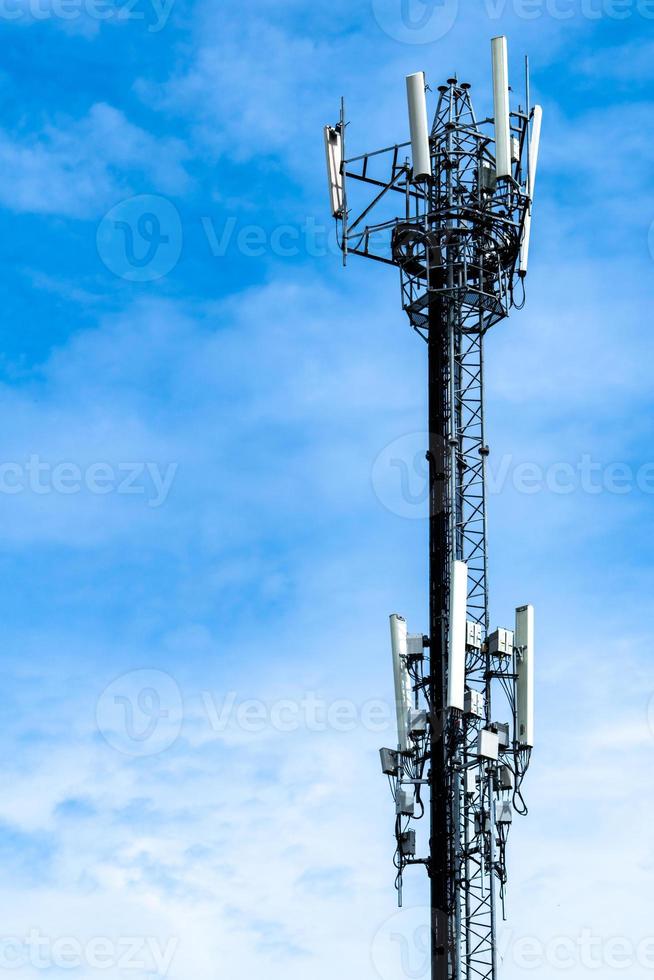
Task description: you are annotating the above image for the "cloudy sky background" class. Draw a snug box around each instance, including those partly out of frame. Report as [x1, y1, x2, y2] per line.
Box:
[0, 0, 653, 977]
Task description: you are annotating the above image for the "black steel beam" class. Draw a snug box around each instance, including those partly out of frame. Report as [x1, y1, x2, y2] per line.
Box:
[427, 295, 454, 980]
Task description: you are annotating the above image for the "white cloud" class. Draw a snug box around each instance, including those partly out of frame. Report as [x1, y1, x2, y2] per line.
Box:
[0, 275, 424, 547]
[0, 103, 190, 218]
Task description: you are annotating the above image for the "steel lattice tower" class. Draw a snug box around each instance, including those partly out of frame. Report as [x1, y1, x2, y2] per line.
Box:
[325, 37, 539, 980]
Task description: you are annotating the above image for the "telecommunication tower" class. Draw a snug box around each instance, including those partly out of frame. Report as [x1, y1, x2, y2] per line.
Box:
[324, 36, 541, 980]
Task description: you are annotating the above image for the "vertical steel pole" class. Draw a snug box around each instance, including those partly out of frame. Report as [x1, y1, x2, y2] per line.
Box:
[428, 295, 453, 980]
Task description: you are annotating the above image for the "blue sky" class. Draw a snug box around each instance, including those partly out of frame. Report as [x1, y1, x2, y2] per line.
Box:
[0, 1, 654, 978]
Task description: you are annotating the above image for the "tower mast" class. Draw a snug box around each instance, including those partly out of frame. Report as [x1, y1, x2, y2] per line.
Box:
[325, 38, 539, 980]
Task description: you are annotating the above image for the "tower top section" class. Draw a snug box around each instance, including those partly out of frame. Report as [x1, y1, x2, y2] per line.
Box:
[324, 36, 543, 338]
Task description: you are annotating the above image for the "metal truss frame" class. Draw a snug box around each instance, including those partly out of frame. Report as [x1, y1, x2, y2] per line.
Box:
[332, 76, 534, 980]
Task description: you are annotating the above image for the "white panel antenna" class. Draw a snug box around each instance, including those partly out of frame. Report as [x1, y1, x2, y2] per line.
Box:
[515, 604, 535, 748]
[519, 213, 533, 278]
[447, 561, 468, 710]
[390, 614, 413, 752]
[519, 105, 543, 276]
[324, 125, 344, 218]
[491, 36, 512, 180]
[406, 72, 432, 182]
